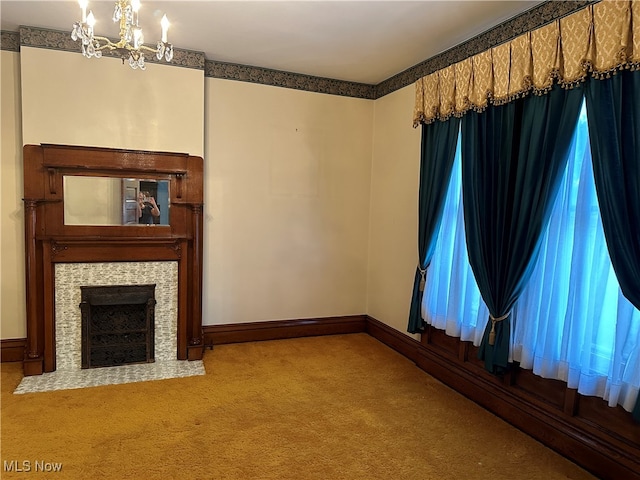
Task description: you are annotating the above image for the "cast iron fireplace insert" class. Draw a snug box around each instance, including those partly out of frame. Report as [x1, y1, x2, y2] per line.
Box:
[80, 285, 156, 368]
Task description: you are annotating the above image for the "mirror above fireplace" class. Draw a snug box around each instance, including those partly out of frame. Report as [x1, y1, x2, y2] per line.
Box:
[63, 176, 171, 226]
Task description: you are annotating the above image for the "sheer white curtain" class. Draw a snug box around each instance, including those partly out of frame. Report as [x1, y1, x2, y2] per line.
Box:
[421, 104, 640, 412]
[421, 138, 487, 346]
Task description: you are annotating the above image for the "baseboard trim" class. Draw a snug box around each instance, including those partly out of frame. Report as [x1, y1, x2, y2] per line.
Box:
[364, 316, 639, 480]
[1, 338, 26, 363]
[202, 315, 367, 346]
[365, 316, 420, 363]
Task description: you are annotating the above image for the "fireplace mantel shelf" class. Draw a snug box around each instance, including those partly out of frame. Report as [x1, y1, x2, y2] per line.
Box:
[37, 235, 193, 246]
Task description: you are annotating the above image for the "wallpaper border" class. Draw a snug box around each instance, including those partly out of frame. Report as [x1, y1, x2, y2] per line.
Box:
[205, 60, 376, 99]
[1, 1, 596, 98]
[1, 31, 20, 52]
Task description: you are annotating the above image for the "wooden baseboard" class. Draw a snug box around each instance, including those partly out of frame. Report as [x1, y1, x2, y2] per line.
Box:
[1, 338, 26, 363]
[202, 315, 367, 346]
[365, 316, 640, 480]
[365, 316, 420, 363]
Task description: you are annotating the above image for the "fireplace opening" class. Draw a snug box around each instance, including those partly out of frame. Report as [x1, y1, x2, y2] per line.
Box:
[80, 285, 156, 369]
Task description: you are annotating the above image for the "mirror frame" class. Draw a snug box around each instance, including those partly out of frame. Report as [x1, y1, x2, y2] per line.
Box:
[22, 144, 205, 376]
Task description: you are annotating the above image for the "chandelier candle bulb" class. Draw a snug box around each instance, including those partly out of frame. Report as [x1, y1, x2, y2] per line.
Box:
[132, 0, 140, 26]
[79, 0, 88, 22]
[87, 11, 95, 30]
[161, 15, 169, 43]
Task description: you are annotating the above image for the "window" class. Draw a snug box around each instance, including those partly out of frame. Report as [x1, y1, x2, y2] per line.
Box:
[422, 103, 640, 411]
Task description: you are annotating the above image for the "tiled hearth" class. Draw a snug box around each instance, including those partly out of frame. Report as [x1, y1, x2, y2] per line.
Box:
[15, 262, 205, 394]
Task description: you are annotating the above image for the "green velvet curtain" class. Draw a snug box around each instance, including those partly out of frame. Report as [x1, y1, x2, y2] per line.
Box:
[460, 84, 584, 373]
[585, 70, 640, 310]
[408, 118, 461, 334]
[584, 70, 640, 421]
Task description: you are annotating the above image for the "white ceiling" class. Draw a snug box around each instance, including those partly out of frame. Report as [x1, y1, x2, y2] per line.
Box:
[0, 1, 545, 84]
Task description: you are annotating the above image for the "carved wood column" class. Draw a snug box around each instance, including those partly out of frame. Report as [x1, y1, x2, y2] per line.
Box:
[188, 203, 204, 360]
[43, 241, 57, 372]
[176, 239, 188, 361]
[23, 199, 43, 375]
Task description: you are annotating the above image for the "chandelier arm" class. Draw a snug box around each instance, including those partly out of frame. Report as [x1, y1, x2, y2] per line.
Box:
[90, 36, 118, 51]
[83, 35, 167, 55]
[139, 44, 163, 54]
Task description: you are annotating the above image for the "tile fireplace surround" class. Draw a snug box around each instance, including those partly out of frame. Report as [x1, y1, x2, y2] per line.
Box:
[15, 262, 205, 394]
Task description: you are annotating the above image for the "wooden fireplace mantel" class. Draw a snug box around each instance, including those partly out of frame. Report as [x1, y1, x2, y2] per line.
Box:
[22, 144, 205, 376]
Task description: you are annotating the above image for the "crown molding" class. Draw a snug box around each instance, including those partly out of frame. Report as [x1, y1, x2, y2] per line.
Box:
[1, 1, 597, 99]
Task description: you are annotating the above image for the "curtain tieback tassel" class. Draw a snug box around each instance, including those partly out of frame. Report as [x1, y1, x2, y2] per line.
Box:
[488, 312, 511, 345]
[418, 267, 427, 292]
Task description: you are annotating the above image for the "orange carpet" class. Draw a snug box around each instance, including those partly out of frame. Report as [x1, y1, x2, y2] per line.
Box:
[1, 333, 595, 479]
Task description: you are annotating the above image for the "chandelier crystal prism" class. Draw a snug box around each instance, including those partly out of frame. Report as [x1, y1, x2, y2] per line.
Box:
[71, 0, 173, 70]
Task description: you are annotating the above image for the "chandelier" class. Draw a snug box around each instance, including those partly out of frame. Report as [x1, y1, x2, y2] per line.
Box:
[71, 0, 173, 70]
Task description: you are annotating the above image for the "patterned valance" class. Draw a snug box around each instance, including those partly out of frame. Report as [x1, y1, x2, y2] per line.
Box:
[413, 0, 640, 126]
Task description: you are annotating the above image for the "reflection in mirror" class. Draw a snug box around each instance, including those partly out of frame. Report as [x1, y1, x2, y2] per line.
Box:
[63, 176, 170, 226]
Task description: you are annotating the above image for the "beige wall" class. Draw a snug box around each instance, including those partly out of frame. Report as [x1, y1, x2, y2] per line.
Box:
[204, 79, 373, 324]
[1, 50, 26, 338]
[367, 85, 421, 336]
[1, 46, 421, 340]
[20, 47, 204, 155]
